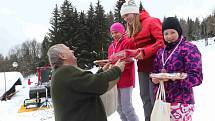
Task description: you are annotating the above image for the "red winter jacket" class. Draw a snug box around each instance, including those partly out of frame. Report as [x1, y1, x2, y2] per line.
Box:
[108, 35, 135, 88]
[126, 10, 164, 72]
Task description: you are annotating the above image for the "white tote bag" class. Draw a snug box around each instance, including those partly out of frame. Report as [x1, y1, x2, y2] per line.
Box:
[100, 85, 118, 116]
[151, 81, 171, 121]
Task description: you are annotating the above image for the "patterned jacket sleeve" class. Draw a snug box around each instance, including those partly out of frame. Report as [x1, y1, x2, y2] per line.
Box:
[183, 44, 203, 87]
[152, 50, 161, 73]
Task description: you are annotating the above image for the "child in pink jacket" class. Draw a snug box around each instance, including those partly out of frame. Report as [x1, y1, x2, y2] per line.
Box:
[108, 22, 139, 121]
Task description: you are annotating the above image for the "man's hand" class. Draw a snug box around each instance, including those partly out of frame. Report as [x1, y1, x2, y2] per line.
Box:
[102, 62, 111, 71]
[94, 59, 109, 67]
[113, 59, 125, 72]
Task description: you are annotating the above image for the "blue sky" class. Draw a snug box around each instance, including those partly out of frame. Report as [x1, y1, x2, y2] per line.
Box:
[0, 0, 215, 56]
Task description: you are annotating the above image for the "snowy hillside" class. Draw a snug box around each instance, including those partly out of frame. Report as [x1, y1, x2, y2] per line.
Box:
[0, 37, 215, 121]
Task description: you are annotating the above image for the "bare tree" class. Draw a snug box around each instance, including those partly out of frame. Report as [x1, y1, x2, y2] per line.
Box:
[7, 39, 41, 76]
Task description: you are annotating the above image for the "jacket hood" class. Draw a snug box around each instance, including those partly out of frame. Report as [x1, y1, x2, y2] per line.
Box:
[139, 10, 150, 22]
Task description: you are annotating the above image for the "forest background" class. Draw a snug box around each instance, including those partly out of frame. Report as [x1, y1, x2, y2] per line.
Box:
[0, 0, 215, 77]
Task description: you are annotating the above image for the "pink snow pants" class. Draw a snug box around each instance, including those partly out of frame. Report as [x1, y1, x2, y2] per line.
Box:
[170, 103, 195, 121]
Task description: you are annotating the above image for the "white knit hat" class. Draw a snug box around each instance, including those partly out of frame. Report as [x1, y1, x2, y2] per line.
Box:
[120, 0, 139, 16]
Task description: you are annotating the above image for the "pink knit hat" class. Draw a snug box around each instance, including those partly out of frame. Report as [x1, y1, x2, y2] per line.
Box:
[110, 22, 125, 34]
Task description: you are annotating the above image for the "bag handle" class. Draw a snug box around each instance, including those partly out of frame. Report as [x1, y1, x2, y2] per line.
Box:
[155, 81, 167, 102]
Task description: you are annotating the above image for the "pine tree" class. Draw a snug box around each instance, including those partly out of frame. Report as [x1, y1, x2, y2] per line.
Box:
[40, 36, 50, 66]
[77, 11, 90, 51]
[75, 11, 94, 69]
[49, 4, 61, 44]
[193, 18, 201, 40]
[201, 20, 207, 38]
[0, 54, 4, 60]
[67, 8, 79, 49]
[59, 0, 74, 46]
[94, 0, 108, 59]
[139, 1, 144, 11]
[40, 4, 61, 67]
[114, 0, 124, 23]
[205, 15, 215, 37]
[104, 11, 114, 58]
[179, 18, 188, 38]
[107, 11, 114, 27]
[0, 57, 3, 72]
[86, 3, 95, 52]
[187, 17, 195, 40]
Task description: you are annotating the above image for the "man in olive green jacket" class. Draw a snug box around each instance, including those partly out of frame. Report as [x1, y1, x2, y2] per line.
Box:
[47, 44, 125, 121]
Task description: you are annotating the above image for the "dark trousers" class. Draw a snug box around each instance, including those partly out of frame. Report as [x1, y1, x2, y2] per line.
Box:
[138, 72, 155, 121]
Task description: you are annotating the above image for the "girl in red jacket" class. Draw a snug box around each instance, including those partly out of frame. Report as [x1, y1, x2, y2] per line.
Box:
[108, 22, 139, 121]
[120, 0, 165, 121]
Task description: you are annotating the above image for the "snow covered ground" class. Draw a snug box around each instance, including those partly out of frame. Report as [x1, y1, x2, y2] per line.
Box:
[0, 72, 24, 97]
[0, 37, 215, 121]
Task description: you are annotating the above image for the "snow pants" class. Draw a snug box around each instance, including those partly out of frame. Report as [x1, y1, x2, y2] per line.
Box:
[170, 103, 194, 121]
[117, 87, 139, 121]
